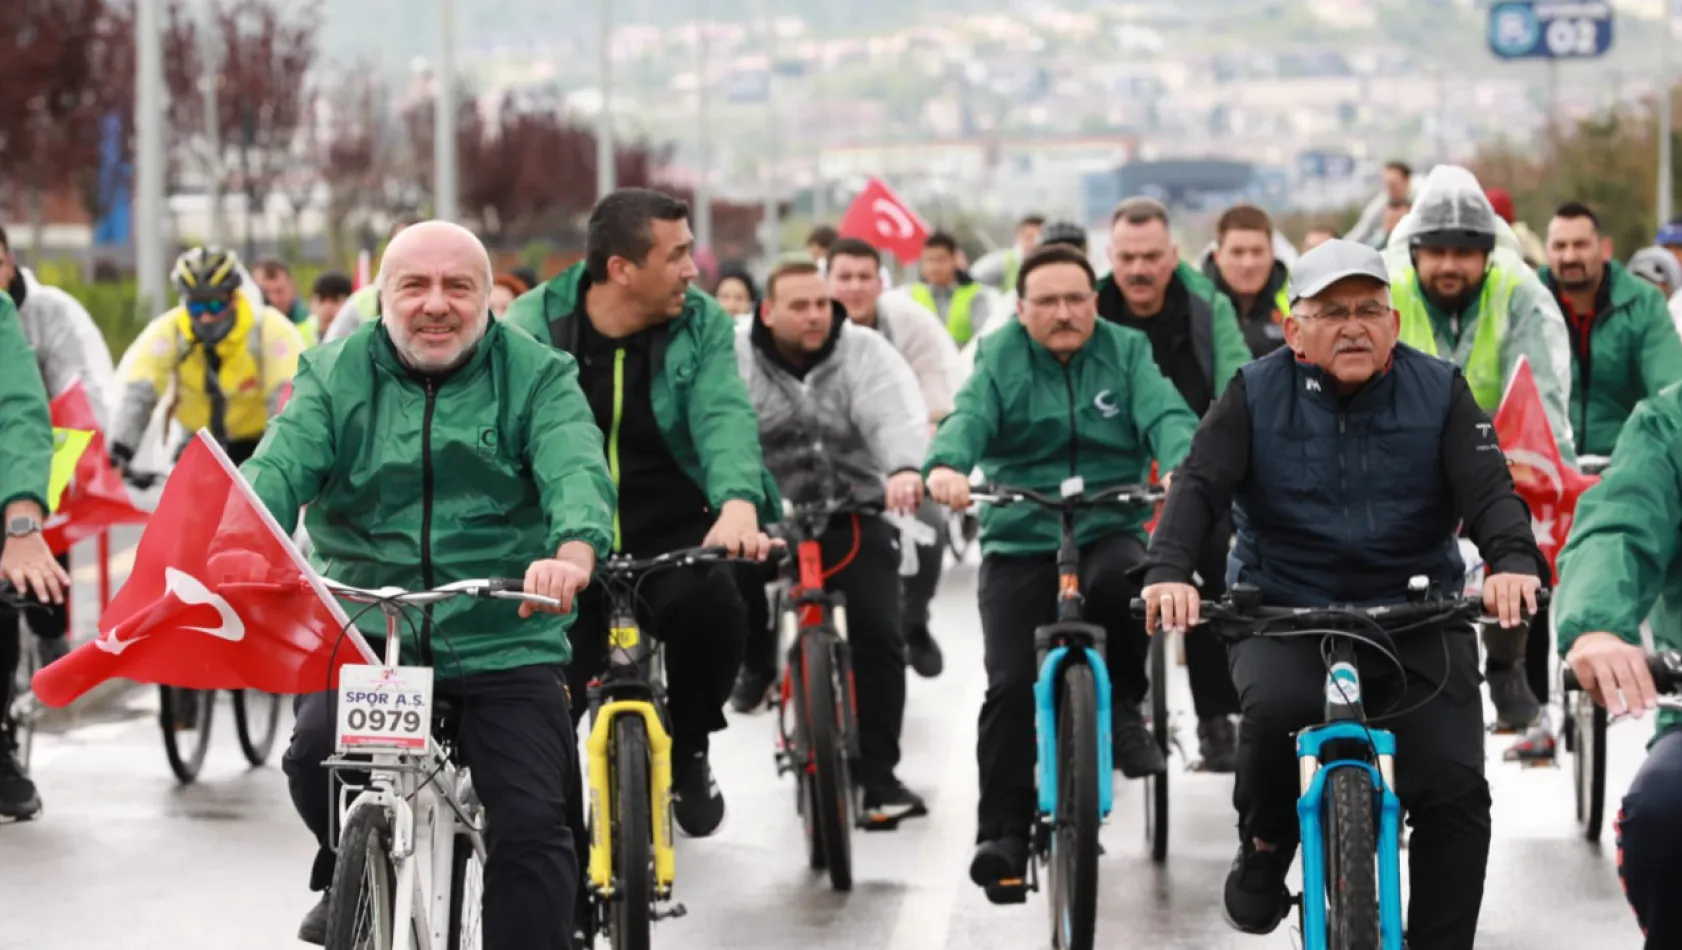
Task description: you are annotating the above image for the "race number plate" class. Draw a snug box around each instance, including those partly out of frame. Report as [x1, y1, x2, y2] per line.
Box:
[335, 665, 433, 753]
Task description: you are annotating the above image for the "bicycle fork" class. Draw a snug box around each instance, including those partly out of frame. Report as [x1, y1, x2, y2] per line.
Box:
[585, 700, 678, 903]
[1295, 722, 1405, 950]
[1033, 646, 1116, 820]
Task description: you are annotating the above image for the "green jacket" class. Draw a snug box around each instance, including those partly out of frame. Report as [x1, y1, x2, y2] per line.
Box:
[0, 291, 53, 513]
[506, 264, 781, 529]
[1555, 381, 1682, 741]
[1538, 261, 1682, 457]
[240, 320, 616, 677]
[1096, 261, 1252, 403]
[924, 318, 1198, 557]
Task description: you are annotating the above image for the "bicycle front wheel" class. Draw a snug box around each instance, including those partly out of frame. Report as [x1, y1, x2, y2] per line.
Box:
[446, 833, 484, 950]
[326, 805, 398, 950]
[1323, 767, 1381, 950]
[802, 630, 853, 891]
[159, 686, 215, 784]
[1572, 692, 1608, 842]
[233, 688, 282, 766]
[608, 715, 652, 950]
[1143, 630, 1170, 863]
[1048, 661, 1100, 950]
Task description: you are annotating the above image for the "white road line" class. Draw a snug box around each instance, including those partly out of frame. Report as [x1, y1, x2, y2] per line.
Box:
[72, 543, 137, 583]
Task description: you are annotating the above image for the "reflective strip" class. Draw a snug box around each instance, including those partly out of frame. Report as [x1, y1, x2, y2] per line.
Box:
[609, 347, 626, 553]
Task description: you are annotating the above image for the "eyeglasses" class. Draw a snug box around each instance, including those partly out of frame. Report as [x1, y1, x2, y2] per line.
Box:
[186, 298, 230, 318]
[1294, 303, 1392, 323]
[1026, 291, 1096, 311]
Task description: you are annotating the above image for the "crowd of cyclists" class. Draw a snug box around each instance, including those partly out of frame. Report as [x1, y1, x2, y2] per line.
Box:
[0, 158, 1680, 949]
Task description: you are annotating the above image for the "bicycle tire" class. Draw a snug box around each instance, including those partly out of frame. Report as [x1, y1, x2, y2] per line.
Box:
[1323, 767, 1381, 950]
[1144, 631, 1170, 863]
[802, 630, 853, 891]
[12, 629, 39, 774]
[1573, 692, 1608, 842]
[159, 686, 215, 784]
[325, 805, 398, 950]
[608, 715, 652, 950]
[1048, 662, 1100, 950]
[446, 829, 485, 950]
[232, 688, 282, 766]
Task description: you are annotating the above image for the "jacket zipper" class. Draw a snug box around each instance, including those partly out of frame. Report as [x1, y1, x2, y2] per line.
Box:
[1062, 364, 1078, 476]
[420, 376, 438, 663]
[1573, 309, 1597, 441]
[609, 347, 626, 553]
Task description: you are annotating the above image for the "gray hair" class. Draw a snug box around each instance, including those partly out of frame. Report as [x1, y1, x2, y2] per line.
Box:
[1111, 196, 1171, 228]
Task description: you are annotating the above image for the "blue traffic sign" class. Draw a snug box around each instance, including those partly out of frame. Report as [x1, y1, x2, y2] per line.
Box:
[1489, 1, 1613, 60]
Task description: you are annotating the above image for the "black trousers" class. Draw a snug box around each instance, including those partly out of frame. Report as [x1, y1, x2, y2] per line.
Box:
[1230, 629, 1491, 950]
[282, 665, 579, 950]
[1617, 728, 1682, 949]
[1186, 516, 1240, 719]
[902, 498, 947, 635]
[566, 562, 747, 759]
[0, 546, 69, 742]
[975, 531, 1148, 842]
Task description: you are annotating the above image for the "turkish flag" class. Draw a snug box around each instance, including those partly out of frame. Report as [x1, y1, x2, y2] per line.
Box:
[1144, 460, 1165, 535]
[32, 433, 377, 708]
[44, 380, 150, 555]
[1492, 357, 1597, 577]
[838, 178, 930, 265]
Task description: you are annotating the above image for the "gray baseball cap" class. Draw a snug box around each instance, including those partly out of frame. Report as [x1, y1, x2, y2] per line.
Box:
[1287, 238, 1391, 305]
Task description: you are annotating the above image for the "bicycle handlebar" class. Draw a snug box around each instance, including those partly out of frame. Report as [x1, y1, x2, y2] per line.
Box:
[596, 544, 775, 577]
[1129, 588, 1550, 632]
[0, 580, 52, 611]
[971, 482, 1164, 509]
[1562, 649, 1680, 694]
[319, 576, 564, 611]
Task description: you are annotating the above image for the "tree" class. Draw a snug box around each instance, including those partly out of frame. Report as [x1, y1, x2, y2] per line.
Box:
[317, 65, 396, 262]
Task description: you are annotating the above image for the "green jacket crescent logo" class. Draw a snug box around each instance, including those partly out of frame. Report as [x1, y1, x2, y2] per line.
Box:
[1093, 390, 1119, 418]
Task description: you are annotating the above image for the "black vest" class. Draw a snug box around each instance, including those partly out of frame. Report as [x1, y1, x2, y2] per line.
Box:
[1231, 345, 1465, 606]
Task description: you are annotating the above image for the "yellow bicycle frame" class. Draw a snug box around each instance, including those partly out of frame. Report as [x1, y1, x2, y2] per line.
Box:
[585, 698, 676, 897]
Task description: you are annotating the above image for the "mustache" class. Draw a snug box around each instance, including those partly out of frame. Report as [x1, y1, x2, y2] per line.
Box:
[1335, 338, 1373, 353]
[1125, 275, 1155, 286]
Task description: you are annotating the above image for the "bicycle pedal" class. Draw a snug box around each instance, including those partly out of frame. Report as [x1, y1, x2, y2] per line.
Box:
[652, 902, 687, 921]
[983, 881, 1030, 905]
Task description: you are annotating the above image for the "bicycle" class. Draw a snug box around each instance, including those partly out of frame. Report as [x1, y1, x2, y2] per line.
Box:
[317, 576, 560, 950]
[769, 496, 885, 893]
[1155, 578, 1543, 950]
[3, 581, 54, 784]
[582, 545, 757, 949]
[969, 478, 1164, 950]
[1561, 648, 1682, 845]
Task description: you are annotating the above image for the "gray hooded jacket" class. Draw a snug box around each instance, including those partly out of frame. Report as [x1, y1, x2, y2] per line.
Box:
[10, 267, 115, 430]
[734, 314, 928, 506]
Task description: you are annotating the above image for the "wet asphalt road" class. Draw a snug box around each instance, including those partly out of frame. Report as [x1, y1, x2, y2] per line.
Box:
[3, 550, 1653, 949]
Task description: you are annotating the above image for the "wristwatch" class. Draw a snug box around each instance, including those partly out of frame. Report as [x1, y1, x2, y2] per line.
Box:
[6, 515, 42, 539]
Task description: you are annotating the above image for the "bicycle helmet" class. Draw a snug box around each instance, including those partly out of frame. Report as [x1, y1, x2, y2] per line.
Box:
[171, 246, 244, 342]
[1037, 220, 1088, 252]
[1629, 246, 1682, 292]
[1656, 220, 1682, 248]
[1408, 189, 1498, 253]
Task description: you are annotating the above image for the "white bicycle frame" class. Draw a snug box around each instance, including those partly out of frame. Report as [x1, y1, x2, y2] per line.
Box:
[320, 578, 559, 950]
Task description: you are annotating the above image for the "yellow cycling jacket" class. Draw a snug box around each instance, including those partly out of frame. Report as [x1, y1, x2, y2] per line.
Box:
[110, 296, 303, 451]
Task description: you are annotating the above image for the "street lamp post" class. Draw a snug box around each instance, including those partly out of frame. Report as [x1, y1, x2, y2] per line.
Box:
[435, 0, 459, 221]
[1661, 0, 1675, 226]
[135, 0, 166, 313]
[597, 0, 616, 200]
[695, 0, 713, 254]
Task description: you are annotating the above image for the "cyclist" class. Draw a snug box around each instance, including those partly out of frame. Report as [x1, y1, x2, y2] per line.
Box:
[321, 217, 419, 344]
[245, 221, 614, 948]
[506, 188, 779, 839]
[1, 226, 116, 667]
[1554, 382, 1682, 950]
[0, 289, 73, 822]
[1037, 220, 1088, 254]
[302, 271, 353, 348]
[1101, 197, 1251, 771]
[924, 244, 1199, 896]
[1205, 204, 1291, 358]
[108, 246, 303, 469]
[1141, 240, 1544, 950]
[1628, 246, 1682, 301]
[912, 231, 996, 348]
[1384, 165, 1575, 731]
[735, 258, 932, 824]
[968, 214, 1045, 293]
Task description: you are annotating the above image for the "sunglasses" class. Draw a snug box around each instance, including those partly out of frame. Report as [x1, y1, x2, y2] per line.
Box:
[186, 298, 231, 318]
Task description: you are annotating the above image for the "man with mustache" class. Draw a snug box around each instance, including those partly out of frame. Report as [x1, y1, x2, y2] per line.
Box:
[924, 245, 1199, 895]
[506, 188, 779, 841]
[1099, 196, 1253, 772]
[1140, 240, 1545, 950]
[1388, 167, 1575, 732]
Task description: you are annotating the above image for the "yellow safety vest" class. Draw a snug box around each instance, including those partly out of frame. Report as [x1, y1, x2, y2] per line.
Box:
[48, 427, 94, 512]
[1392, 268, 1514, 410]
[910, 282, 983, 347]
[1002, 249, 1023, 296]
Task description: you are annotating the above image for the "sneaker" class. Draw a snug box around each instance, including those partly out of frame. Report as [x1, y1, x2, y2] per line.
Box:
[671, 751, 726, 837]
[1502, 722, 1558, 765]
[1223, 840, 1291, 935]
[1113, 703, 1167, 778]
[969, 833, 1030, 889]
[728, 668, 773, 715]
[861, 780, 929, 829]
[0, 744, 41, 821]
[1197, 716, 1238, 773]
[35, 633, 69, 668]
[905, 625, 944, 679]
[297, 893, 329, 946]
[1488, 665, 1542, 731]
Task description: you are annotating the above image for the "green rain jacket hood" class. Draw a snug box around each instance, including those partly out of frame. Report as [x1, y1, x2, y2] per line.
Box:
[924, 318, 1198, 557]
[1538, 260, 1682, 457]
[0, 291, 54, 514]
[505, 263, 781, 526]
[240, 318, 617, 677]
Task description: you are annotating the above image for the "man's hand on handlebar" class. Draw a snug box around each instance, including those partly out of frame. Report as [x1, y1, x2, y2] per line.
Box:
[1141, 581, 1200, 635]
[1483, 573, 1541, 629]
[702, 499, 777, 560]
[926, 466, 971, 510]
[885, 470, 924, 515]
[522, 558, 590, 617]
[1566, 632, 1659, 718]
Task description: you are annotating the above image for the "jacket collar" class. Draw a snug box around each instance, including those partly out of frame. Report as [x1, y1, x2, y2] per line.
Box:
[750, 304, 847, 380]
[543, 264, 680, 373]
[1290, 344, 1399, 409]
[1203, 257, 1288, 322]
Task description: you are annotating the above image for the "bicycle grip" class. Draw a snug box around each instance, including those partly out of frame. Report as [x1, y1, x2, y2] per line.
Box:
[1562, 654, 1676, 693]
[484, 578, 525, 593]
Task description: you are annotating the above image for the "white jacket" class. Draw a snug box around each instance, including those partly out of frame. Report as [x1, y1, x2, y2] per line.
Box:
[860, 289, 960, 420]
[12, 268, 116, 430]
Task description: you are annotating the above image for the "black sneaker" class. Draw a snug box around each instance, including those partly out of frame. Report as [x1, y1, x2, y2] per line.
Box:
[36, 633, 69, 668]
[729, 668, 774, 715]
[671, 751, 726, 838]
[0, 743, 41, 821]
[1114, 703, 1167, 778]
[1197, 716, 1238, 773]
[297, 893, 329, 946]
[1488, 665, 1542, 731]
[969, 833, 1030, 889]
[1223, 840, 1291, 935]
[905, 625, 944, 679]
[861, 780, 928, 829]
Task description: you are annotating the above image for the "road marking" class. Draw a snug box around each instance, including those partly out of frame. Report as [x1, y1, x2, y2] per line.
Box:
[72, 543, 137, 584]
